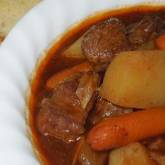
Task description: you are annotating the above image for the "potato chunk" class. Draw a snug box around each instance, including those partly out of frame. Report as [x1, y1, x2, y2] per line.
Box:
[109, 143, 155, 165]
[100, 50, 165, 109]
[62, 36, 85, 59]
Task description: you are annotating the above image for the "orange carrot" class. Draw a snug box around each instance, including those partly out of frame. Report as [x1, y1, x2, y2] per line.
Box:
[46, 62, 92, 89]
[87, 108, 165, 151]
[155, 34, 165, 50]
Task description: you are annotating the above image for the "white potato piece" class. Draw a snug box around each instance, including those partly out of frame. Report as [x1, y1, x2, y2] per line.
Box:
[109, 143, 155, 165]
[62, 36, 85, 59]
[100, 50, 165, 109]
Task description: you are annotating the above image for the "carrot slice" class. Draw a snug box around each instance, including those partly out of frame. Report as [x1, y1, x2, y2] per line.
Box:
[46, 62, 92, 89]
[155, 34, 165, 50]
[87, 108, 165, 151]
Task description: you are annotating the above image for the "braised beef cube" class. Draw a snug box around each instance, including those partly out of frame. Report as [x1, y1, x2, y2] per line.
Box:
[37, 99, 85, 143]
[81, 18, 129, 70]
[37, 72, 99, 143]
[72, 137, 108, 165]
[51, 79, 85, 122]
[90, 97, 132, 125]
[128, 15, 159, 47]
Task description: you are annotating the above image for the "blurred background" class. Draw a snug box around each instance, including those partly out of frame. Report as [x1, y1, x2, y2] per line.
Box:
[0, 0, 41, 43]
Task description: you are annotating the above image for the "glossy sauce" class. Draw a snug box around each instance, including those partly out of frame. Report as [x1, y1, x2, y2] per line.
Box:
[28, 6, 165, 165]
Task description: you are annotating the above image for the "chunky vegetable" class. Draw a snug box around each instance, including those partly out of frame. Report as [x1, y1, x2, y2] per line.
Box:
[46, 62, 92, 89]
[87, 108, 165, 151]
[109, 143, 155, 165]
[100, 50, 165, 109]
[76, 72, 99, 109]
[72, 137, 107, 165]
[155, 34, 165, 50]
[62, 36, 85, 59]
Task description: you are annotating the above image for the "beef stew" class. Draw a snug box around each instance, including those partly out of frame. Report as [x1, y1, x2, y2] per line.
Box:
[29, 6, 165, 165]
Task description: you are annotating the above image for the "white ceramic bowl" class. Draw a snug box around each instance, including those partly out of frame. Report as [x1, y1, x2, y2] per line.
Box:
[0, 0, 164, 164]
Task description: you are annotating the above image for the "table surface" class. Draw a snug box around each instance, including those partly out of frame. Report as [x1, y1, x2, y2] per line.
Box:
[0, 0, 40, 44]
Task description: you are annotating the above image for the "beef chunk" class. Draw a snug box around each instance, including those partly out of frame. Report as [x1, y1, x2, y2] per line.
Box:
[37, 73, 99, 143]
[37, 98, 85, 143]
[81, 18, 129, 70]
[128, 15, 159, 47]
[51, 79, 83, 119]
[90, 97, 133, 125]
[37, 80, 84, 143]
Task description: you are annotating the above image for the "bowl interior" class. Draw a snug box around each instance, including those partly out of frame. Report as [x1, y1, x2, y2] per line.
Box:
[0, 0, 165, 164]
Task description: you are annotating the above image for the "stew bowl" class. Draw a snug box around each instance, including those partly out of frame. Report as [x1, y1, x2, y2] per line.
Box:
[0, 0, 164, 164]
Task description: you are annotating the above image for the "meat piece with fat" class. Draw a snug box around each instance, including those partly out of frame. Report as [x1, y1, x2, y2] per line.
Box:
[81, 18, 130, 71]
[128, 15, 160, 47]
[37, 72, 99, 143]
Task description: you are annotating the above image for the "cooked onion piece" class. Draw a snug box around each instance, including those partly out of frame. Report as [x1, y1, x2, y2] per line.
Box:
[62, 36, 85, 59]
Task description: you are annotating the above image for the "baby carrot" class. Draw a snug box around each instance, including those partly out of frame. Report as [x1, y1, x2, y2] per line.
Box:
[46, 62, 92, 89]
[155, 34, 165, 50]
[87, 108, 165, 151]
